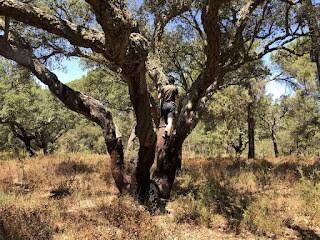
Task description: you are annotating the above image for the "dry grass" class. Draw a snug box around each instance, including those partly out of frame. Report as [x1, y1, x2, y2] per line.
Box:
[0, 153, 319, 239]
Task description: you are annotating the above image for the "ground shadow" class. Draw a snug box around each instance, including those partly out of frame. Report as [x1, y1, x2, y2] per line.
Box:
[288, 224, 320, 240]
[173, 164, 254, 232]
[55, 160, 97, 176]
[203, 179, 254, 232]
[171, 156, 320, 235]
[226, 158, 320, 183]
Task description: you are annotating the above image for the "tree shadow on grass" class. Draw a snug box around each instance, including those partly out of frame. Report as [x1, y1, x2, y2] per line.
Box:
[173, 157, 320, 234]
[202, 179, 254, 233]
[227, 158, 320, 184]
[288, 224, 320, 240]
[173, 167, 254, 232]
[55, 160, 97, 176]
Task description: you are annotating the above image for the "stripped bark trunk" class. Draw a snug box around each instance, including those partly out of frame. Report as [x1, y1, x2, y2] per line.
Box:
[153, 124, 182, 199]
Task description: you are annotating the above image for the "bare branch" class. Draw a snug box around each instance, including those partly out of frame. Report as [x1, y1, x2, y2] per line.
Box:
[181, 9, 205, 40]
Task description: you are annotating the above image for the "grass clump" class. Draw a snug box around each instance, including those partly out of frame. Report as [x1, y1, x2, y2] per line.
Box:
[0, 206, 54, 240]
[173, 193, 210, 225]
[99, 198, 167, 240]
[297, 177, 320, 222]
[0, 191, 14, 206]
[242, 197, 284, 237]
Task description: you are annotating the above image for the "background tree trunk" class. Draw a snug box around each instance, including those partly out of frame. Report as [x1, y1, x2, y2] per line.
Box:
[271, 119, 279, 158]
[247, 101, 255, 159]
[24, 139, 35, 157]
[247, 80, 255, 160]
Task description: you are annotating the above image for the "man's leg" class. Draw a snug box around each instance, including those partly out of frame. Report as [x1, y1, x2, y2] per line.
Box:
[165, 116, 173, 136]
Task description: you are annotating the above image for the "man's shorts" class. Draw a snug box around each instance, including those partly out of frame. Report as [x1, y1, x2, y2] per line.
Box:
[161, 101, 176, 124]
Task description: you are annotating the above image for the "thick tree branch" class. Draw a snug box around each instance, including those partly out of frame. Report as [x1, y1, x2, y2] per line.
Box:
[234, 0, 265, 43]
[0, 0, 106, 54]
[173, 0, 223, 145]
[227, 0, 266, 64]
[152, 1, 193, 53]
[84, 0, 137, 63]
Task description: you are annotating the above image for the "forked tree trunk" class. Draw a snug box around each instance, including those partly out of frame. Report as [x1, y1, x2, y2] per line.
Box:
[0, 0, 224, 204]
[151, 122, 183, 199]
[8, 123, 36, 157]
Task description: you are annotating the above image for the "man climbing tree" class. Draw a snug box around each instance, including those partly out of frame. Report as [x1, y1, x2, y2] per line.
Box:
[158, 76, 179, 138]
[0, 0, 310, 203]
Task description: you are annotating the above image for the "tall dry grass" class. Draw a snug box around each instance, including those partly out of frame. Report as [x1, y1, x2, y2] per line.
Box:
[0, 153, 319, 239]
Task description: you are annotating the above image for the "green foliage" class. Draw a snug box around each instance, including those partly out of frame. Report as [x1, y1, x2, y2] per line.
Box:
[187, 85, 252, 157]
[272, 38, 317, 92]
[281, 92, 320, 155]
[68, 68, 134, 143]
[58, 120, 105, 154]
[0, 59, 75, 155]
